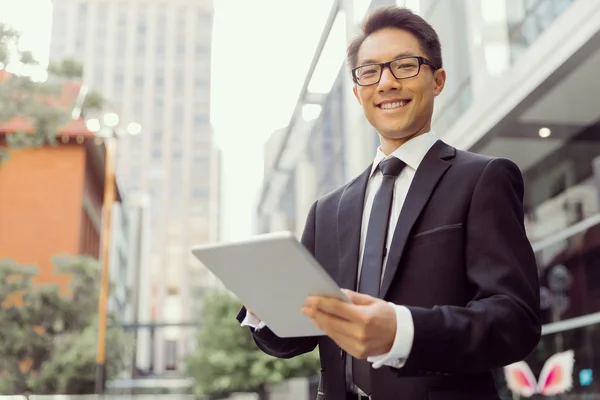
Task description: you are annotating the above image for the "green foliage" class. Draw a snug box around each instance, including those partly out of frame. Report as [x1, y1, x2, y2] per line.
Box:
[0, 256, 132, 394]
[186, 290, 320, 398]
[0, 23, 71, 160]
[46, 58, 105, 118]
[80, 90, 104, 118]
[47, 58, 83, 79]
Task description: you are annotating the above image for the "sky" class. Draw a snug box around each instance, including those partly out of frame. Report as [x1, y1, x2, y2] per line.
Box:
[211, 0, 352, 240]
[0, 0, 372, 241]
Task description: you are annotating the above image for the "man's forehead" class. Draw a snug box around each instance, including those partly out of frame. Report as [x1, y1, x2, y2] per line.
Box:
[357, 28, 422, 65]
[358, 51, 418, 66]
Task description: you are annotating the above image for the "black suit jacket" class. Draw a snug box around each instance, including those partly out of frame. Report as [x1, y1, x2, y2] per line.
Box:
[237, 140, 541, 400]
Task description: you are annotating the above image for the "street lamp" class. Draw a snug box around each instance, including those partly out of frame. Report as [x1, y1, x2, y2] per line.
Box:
[85, 112, 141, 394]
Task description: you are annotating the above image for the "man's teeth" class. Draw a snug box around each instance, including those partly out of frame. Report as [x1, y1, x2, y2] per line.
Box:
[381, 100, 408, 109]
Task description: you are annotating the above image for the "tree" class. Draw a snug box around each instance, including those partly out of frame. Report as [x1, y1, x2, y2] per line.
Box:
[0, 255, 132, 394]
[186, 290, 320, 400]
[47, 57, 104, 118]
[0, 24, 70, 152]
[47, 58, 83, 79]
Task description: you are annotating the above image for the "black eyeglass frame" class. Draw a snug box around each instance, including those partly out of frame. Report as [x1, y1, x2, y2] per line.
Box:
[351, 56, 439, 86]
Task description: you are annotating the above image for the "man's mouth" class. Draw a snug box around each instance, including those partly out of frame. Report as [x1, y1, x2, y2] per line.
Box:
[378, 100, 411, 110]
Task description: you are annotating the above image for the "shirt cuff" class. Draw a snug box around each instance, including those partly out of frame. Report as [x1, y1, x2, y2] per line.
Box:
[240, 310, 266, 331]
[367, 303, 414, 369]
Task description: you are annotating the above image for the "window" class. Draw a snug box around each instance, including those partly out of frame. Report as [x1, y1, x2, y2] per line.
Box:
[78, 2, 88, 16]
[193, 187, 208, 198]
[135, 74, 144, 88]
[194, 114, 208, 125]
[165, 340, 177, 370]
[196, 44, 209, 55]
[177, 40, 186, 55]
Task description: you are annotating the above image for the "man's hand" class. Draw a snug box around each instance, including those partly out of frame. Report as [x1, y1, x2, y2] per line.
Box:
[301, 289, 396, 359]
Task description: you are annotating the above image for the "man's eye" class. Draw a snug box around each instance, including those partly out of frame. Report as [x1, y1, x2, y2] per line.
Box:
[362, 69, 378, 75]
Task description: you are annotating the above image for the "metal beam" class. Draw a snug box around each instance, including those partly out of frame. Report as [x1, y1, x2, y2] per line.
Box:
[304, 92, 327, 104]
[258, 0, 341, 208]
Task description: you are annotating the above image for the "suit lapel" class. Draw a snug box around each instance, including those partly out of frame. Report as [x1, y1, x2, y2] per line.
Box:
[380, 140, 456, 299]
[337, 166, 371, 290]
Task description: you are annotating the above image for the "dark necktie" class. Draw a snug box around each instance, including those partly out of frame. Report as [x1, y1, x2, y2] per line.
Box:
[351, 156, 406, 395]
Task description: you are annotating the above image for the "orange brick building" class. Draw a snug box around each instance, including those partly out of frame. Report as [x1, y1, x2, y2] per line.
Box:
[0, 76, 121, 293]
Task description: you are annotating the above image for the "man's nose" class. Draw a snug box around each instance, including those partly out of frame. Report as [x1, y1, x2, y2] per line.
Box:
[378, 67, 401, 92]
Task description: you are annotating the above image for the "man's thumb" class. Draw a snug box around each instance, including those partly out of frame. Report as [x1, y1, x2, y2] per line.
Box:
[341, 289, 376, 305]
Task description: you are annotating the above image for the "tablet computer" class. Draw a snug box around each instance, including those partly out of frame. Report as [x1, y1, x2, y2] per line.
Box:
[191, 231, 348, 337]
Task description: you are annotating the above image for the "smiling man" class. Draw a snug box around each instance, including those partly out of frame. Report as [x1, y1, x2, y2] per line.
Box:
[237, 6, 541, 400]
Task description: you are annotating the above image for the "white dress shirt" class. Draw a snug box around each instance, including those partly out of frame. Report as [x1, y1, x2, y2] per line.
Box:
[242, 131, 438, 370]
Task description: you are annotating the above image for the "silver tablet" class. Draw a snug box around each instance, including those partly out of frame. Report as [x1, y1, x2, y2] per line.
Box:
[191, 231, 348, 337]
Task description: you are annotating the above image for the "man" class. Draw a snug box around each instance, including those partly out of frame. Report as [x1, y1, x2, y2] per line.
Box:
[237, 6, 541, 400]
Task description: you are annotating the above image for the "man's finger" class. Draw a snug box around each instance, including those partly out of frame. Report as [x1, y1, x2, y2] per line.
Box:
[341, 289, 377, 306]
[305, 306, 357, 340]
[305, 296, 362, 322]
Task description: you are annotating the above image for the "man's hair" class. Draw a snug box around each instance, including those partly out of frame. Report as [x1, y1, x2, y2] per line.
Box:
[347, 6, 443, 71]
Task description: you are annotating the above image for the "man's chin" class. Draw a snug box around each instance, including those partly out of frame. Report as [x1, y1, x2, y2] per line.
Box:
[379, 129, 415, 141]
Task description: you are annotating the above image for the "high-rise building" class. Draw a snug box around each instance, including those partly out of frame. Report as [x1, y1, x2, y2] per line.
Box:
[48, 0, 216, 373]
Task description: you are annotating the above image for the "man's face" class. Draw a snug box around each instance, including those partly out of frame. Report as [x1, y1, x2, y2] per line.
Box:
[353, 28, 446, 143]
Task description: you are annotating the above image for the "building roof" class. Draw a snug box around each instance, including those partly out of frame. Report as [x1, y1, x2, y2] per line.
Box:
[0, 70, 123, 202]
[0, 72, 94, 138]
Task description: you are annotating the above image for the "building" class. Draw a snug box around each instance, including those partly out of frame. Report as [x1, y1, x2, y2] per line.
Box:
[0, 72, 154, 380]
[48, 0, 217, 373]
[0, 105, 135, 329]
[0, 78, 122, 288]
[258, 0, 600, 397]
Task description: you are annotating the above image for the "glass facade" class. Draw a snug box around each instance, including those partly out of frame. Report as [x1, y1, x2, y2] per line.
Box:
[494, 217, 600, 399]
[506, 0, 577, 63]
[475, 110, 600, 244]
[472, 1, 600, 395]
[523, 126, 600, 242]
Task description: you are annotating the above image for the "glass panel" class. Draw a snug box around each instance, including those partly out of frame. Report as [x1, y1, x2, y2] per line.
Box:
[507, 0, 577, 63]
[535, 216, 600, 325]
[523, 126, 600, 242]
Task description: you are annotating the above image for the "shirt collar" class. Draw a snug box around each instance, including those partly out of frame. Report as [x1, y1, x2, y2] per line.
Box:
[370, 131, 438, 177]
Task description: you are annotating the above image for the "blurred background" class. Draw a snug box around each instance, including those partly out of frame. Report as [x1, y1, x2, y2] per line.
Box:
[0, 0, 599, 398]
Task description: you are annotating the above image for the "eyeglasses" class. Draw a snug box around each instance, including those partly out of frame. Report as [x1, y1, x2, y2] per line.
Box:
[351, 56, 438, 86]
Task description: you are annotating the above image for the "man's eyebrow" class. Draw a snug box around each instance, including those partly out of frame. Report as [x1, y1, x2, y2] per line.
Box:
[357, 52, 416, 66]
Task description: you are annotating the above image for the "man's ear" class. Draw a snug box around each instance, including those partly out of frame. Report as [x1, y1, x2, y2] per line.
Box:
[433, 68, 446, 97]
[353, 85, 362, 105]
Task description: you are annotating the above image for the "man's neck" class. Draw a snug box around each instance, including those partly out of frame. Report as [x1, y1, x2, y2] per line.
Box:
[380, 128, 430, 156]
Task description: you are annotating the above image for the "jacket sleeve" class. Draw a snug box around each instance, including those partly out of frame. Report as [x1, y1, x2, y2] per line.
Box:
[401, 158, 541, 374]
[236, 201, 319, 358]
